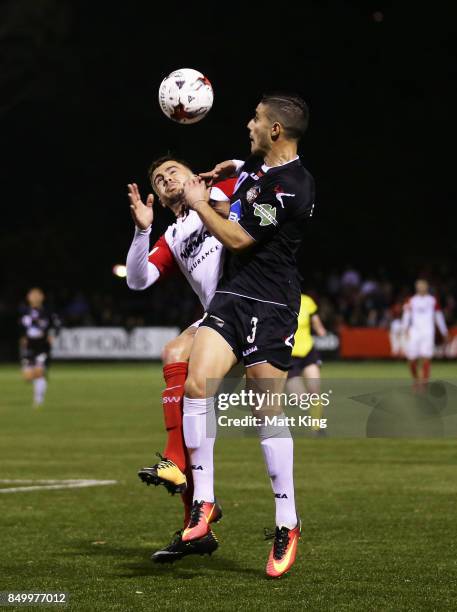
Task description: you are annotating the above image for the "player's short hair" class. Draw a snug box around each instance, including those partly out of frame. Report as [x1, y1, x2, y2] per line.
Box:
[147, 155, 193, 187]
[261, 92, 309, 140]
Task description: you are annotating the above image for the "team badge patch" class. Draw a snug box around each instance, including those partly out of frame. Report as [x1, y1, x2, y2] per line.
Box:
[246, 186, 260, 204]
[253, 203, 278, 227]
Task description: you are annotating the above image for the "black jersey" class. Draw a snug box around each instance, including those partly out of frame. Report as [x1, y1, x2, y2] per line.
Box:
[216, 156, 315, 314]
[19, 307, 60, 354]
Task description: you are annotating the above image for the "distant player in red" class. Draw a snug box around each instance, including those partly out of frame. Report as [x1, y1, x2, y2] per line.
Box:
[402, 279, 448, 387]
[126, 156, 235, 562]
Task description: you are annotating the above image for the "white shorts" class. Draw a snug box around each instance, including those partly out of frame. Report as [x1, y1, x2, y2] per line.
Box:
[406, 333, 434, 360]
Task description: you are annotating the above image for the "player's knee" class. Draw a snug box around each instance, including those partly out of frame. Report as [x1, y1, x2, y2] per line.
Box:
[161, 338, 189, 365]
[184, 375, 206, 399]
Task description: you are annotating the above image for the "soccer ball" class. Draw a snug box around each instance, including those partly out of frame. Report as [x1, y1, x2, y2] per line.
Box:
[158, 68, 214, 124]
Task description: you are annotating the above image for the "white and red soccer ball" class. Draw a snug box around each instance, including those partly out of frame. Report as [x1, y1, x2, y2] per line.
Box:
[158, 68, 214, 124]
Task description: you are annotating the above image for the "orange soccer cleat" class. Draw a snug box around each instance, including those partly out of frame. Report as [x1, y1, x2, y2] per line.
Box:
[182, 500, 222, 542]
[265, 519, 301, 578]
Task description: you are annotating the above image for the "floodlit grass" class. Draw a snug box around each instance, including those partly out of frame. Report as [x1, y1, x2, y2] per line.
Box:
[1, 362, 456, 611]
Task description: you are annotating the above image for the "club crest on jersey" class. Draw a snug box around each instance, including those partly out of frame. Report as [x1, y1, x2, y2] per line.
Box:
[246, 186, 260, 204]
[253, 203, 278, 227]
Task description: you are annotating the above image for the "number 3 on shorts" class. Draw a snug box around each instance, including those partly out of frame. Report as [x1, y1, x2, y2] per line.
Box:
[247, 317, 258, 344]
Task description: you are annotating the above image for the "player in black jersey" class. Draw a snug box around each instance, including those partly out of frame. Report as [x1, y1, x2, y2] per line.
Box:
[19, 288, 60, 408]
[179, 93, 315, 577]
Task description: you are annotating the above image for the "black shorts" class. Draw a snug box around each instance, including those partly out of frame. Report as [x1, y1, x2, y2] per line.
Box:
[200, 292, 298, 371]
[288, 347, 322, 378]
[21, 350, 50, 370]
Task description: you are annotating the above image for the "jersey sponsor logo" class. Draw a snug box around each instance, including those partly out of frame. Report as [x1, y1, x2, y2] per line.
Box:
[229, 199, 242, 222]
[180, 228, 211, 259]
[242, 345, 258, 357]
[163, 396, 181, 404]
[187, 245, 220, 274]
[246, 186, 260, 204]
[253, 203, 278, 227]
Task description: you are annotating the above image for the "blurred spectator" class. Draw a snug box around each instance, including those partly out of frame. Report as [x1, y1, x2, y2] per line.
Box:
[341, 265, 361, 289]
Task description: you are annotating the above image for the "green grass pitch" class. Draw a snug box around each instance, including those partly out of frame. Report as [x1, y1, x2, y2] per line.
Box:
[1, 361, 457, 611]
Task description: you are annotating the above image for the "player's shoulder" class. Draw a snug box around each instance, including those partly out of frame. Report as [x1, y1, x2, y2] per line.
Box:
[242, 155, 263, 173]
[267, 158, 315, 200]
[211, 178, 237, 201]
[301, 294, 317, 312]
[403, 296, 413, 308]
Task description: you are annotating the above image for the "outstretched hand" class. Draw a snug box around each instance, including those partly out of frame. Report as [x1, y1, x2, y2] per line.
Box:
[128, 183, 154, 230]
[199, 160, 237, 185]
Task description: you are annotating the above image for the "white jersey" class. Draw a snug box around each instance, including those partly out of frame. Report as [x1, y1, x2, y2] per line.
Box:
[161, 210, 224, 310]
[402, 294, 447, 337]
[126, 178, 237, 311]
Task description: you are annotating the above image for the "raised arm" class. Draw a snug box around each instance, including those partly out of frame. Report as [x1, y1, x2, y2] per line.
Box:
[126, 183, 160, 290]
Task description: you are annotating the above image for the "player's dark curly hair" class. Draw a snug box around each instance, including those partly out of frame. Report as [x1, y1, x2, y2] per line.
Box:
[147, 155, 194, 187]
[261, 92, 309, 140]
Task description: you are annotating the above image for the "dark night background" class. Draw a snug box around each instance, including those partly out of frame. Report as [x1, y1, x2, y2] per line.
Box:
[1, 1, 456, 353]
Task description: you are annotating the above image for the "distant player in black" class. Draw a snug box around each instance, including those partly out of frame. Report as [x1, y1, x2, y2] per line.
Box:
[19, 287, 60, 407]
[179, 93, 315, 577]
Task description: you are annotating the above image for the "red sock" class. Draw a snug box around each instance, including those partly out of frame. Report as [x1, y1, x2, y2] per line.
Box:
[162, 362, 188, 472]
[409, 360, 418, 379]
[422, 359, 431, 382]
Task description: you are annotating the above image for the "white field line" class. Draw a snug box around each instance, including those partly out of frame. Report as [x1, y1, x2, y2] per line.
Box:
[0, 479, 117, 493]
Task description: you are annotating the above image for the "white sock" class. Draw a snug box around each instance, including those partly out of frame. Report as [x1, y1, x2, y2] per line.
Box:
[33, 377, 47, 404]
[259, 416, 297, 529]
[183, 397, 216, 503]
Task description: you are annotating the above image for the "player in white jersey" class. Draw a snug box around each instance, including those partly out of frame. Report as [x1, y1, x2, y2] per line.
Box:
[402, 279, 448, 386]
[125, 156, 236, 562]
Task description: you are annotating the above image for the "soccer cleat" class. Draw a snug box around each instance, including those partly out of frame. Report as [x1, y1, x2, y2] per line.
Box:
[151, 529, 219, 563]
[182, 500, 223, 542]
[265, 519, 301, 578]
[138, 453, 187, 495]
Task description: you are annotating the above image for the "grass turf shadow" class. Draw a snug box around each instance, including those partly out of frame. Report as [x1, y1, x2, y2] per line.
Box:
[67, 539, 262, 579]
